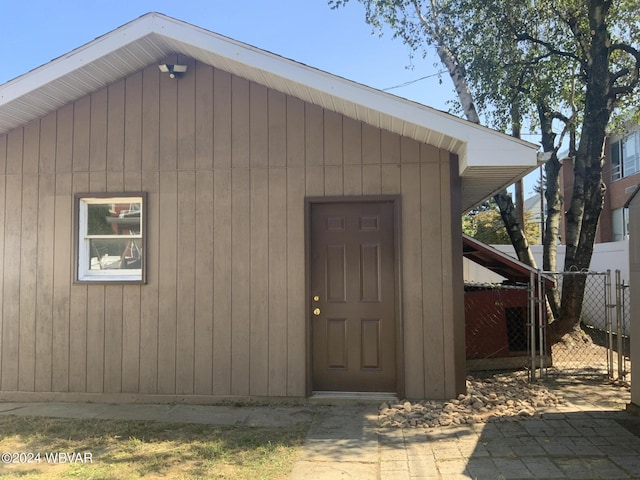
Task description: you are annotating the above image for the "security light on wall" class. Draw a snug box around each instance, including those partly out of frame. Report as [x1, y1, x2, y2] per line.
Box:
[158, 64, 187, 79]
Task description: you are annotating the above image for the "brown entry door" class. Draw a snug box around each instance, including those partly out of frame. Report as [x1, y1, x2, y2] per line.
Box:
[310, 201, 397, 392]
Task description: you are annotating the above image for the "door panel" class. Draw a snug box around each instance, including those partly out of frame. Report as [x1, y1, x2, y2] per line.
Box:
[360, 318, 381, 368]
[360, 244, 381, 302]
[326, 318, 347, 368]
[326, 245, 346, 302]
[311, 201, 397, 392]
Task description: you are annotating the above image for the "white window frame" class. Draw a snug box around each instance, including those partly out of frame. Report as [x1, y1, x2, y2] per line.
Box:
[611, 130, 640, 182]
[75, 193, 146, 283]
[611, 140, 623, 181]
[623, 131, 640, 177]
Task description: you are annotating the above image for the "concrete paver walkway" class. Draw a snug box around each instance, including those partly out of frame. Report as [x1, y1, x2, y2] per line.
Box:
[289, 378, 640, 480]
[289, 405, 380, 479]
[374, 409, 640, 479]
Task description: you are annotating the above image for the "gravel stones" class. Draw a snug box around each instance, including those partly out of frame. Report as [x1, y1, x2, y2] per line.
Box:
[379, 375, 565, 429]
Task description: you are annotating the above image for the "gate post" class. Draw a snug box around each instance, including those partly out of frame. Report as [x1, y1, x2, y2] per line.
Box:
[606, 270, 614, 379]
[529, 269, 536, 381]
[616, 270, 623, 381]
[538, 269, 545, 376]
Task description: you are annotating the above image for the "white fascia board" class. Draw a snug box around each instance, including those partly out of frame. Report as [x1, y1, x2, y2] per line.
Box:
[0, 15, 159, 106]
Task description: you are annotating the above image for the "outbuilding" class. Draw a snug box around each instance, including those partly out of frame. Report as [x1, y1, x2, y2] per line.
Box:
[0, 13, 540, 402]
[462, 235, 554, 370]
[625, 186, 639, 412]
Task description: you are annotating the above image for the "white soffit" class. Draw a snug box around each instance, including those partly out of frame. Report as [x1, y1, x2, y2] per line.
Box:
[0, 12, 540, 210]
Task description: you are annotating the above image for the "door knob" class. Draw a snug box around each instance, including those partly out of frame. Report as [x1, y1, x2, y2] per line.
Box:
[313, 308, 321, 316]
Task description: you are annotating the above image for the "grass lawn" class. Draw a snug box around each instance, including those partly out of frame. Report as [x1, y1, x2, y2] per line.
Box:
[0, 415, 312, 479]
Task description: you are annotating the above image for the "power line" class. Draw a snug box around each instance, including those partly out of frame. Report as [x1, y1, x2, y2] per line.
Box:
[382, 70, 447, 91]
[382, 76, 564, 140]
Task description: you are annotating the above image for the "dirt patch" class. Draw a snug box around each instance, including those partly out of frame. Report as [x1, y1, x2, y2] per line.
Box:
[549, 327, 630, 378]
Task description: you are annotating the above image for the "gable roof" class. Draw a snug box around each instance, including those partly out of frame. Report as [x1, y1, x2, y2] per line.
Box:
[0, 12, 541, 211]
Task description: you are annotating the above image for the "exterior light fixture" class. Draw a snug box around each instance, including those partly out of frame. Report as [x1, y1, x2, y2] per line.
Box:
[158, 64, 187, 79]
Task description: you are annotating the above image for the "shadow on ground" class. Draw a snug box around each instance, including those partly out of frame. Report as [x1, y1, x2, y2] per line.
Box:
[462, 410, 640, 479]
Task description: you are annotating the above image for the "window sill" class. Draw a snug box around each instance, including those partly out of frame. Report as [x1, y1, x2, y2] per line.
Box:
[76, 274, 145, 285]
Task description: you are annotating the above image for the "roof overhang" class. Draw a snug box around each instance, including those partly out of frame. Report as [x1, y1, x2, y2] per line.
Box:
[463, 234, 555, 287]
[0, 12, 541, 211]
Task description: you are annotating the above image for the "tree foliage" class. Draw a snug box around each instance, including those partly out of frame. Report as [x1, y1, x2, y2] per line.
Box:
[330, 0, 640, 338]
[88, 206, 113, 235]
[464, 208, 540, 245]
[331, 0, 538, 269]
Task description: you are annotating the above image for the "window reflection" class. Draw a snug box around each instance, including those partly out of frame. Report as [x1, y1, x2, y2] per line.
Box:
[86, 202, 142, 270]
[77, 195, 145, 282]
[88, 238, 143, 270]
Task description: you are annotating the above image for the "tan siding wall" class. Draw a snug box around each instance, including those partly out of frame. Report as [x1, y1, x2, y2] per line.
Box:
[0, 61, 464, 400]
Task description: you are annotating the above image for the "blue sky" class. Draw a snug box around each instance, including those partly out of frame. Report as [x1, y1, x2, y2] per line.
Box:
[2, 0, 540, 195]
[2, 0, 449, 106]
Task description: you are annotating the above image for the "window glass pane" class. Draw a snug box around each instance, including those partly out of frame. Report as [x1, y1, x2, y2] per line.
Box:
[624, 208, 630, 238]
[612, 208, 624, 241]
[88, 238, 143, 270]
[611, 141, 622, 181]
[87, 202, 141, 236]
[623, 133, 638, 177]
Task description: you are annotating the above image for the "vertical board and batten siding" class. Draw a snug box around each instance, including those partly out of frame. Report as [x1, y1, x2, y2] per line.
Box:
[0, 59, 464, 401]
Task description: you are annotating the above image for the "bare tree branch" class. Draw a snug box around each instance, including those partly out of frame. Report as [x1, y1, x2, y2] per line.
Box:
[609, 43, 640, 96]
[515, 32, 584, 66]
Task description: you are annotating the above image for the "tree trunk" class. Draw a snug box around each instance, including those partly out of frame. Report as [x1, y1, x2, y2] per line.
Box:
[493, 190, 537, 268]
[542, 155, 563, 320]
[414, 0, 536, 271]
[537, 100, 562, 318]
[515, 179, 525, 231]
[434, 44, 480, 125]
[496, 100, 536, 269]
[511, 102, 526, 234]
[553, 0, 612, 340]
[556, 149, 606, 340]
[411, 0, 481, 126]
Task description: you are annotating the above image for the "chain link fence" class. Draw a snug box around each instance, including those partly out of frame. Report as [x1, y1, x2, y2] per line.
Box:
[545, 272, 610, 378]
[465, 271, 630, 384]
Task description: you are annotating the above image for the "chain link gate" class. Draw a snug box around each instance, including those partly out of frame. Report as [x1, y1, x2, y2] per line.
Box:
[538, 270, 631, 383]
[612, 270, 631, 382]
[541, 271, 610, 378]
